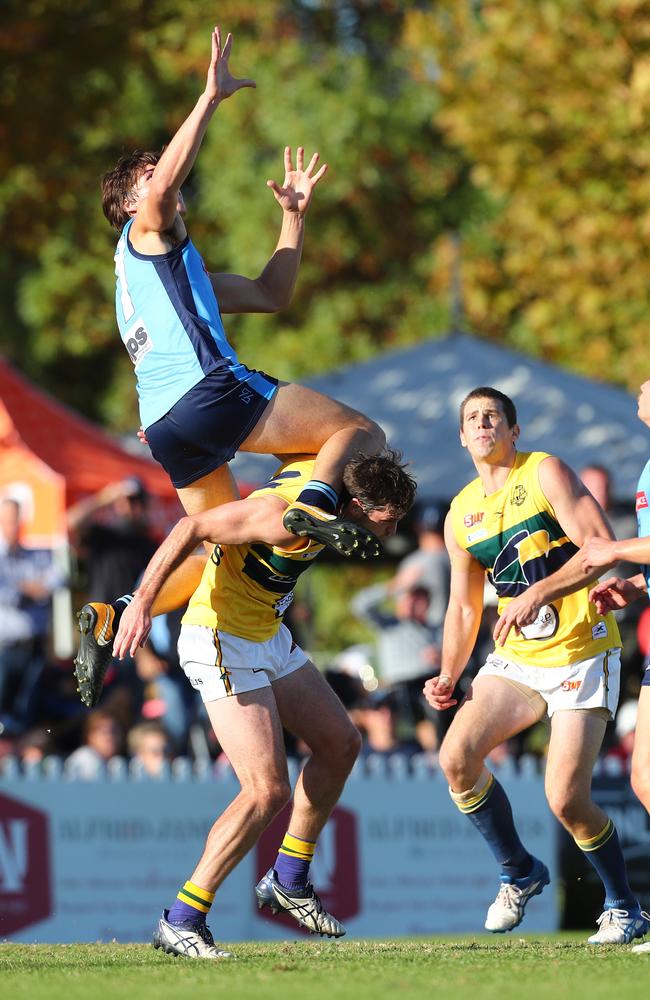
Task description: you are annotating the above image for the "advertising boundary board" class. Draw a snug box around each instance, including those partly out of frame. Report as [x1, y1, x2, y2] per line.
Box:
[0, 772, 559, 943]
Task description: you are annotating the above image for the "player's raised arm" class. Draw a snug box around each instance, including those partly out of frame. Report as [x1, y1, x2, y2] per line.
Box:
[132, 27, 255, 238]
[211, 146, 328, 313]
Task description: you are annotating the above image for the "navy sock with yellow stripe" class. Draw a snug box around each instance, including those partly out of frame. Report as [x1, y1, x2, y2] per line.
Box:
[167, 880, 215, 927]
[295, 481, 338, 515]
[274, 833, 316, 891]
[450, 771, 532, 881]
[576, 819, 637, 910]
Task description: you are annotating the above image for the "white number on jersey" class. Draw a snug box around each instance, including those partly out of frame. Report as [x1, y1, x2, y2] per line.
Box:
[114, 240, 135, 321]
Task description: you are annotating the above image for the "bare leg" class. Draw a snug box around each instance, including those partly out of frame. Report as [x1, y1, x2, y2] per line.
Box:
[272, 661, 361, 841]
[189, 688, 291, 892]
[631, 686, 650, 813]
[544, 709, 608, 840]
[240, 383, 385, 492]
[439, 676, 544, 791]
[150, 553, 207, 617]
[176, 463, 240, 517]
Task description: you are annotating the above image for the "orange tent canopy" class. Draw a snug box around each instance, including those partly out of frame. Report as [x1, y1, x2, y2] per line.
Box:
[0, 358, 181, 547]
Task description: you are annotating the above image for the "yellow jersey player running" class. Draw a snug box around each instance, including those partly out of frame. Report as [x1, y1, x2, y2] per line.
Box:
[111, 450, 416, 959]
[424, 386, 649, 946]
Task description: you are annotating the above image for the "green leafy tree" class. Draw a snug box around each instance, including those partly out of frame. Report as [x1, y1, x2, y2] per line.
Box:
[406, 0, 650, 388]
[2, 0, 479, 429]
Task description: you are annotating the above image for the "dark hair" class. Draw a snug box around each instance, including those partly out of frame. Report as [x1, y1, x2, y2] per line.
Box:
[459, 387, 517, 428]
[101, 150, 161, 232]
[343, 449, 417, 519]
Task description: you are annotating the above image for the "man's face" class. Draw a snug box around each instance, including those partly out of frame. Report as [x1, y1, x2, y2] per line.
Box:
[638, 381, 650, 428]
[124, 165, 186, 218]
[345, 501, 401, 539]
[460, 396, 518, 462]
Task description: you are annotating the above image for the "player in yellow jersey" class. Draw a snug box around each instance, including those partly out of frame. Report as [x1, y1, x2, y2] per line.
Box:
[111, 450, 415, 959]
[424, 386, 649, 946]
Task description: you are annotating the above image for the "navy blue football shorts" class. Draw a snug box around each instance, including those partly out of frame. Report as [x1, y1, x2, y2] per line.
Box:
[145, 366, 278, 488]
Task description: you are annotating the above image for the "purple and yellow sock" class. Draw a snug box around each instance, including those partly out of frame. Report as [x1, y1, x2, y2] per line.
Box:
[167, 880, 215, 927]
[576, 818, 637, 910]
[274, 833, 316, 891]
[295, 481, 338, 515]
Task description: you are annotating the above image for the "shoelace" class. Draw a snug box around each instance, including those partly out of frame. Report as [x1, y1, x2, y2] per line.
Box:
[494, 883, 523, 911]
[310, 888, 325, 916]
[596, 908, 630, 928]
[175, 918, 215, 945]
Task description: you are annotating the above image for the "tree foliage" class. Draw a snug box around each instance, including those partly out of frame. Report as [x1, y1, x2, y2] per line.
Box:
[2, 0, 476, 430]
[405, 0, 650, 388]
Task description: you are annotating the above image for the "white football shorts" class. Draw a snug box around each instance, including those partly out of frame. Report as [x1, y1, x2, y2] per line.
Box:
[475, 647, 621, 719]
[177, 623, 308, 703]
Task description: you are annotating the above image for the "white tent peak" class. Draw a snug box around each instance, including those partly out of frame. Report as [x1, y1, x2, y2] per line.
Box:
[232, 333, 648, 501]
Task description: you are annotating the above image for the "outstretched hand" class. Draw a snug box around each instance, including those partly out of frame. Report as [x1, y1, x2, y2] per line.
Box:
[267, 147, 328, 216]
[113, 596, 152, 660]
[588, 576, 643, 615]
[204, 26, 255, 104]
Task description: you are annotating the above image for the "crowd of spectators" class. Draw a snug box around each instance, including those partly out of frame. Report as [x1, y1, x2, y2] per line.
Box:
[0, 466, 646, 779]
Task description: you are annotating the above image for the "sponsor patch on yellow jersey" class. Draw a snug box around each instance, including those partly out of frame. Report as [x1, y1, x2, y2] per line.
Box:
[182, 456, 324, 642]
[450, 451, 620, 667]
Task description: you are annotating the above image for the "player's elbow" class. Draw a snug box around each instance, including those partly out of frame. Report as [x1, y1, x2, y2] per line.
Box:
[256, 276, 291, 313]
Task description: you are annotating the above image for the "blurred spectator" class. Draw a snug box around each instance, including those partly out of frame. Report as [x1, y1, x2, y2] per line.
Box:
[351, 580, 440, 724]
[15, 727, 54, 766]
[357, 690, 422, 761]
[389, 502, 450, 633]
[67, 477, 157, 602]
[127, 720, 172, 777]
[133, 638, 193, 754]
[66, 709, 122, 778]
[579, 464, 638, 577]
[0, 497, 62, 735]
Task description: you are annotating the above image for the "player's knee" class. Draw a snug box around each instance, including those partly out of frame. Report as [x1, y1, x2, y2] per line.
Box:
[545, 785, 584, 829]
[438, 741, 471, 789]
[338, 723, 362, 767]
[311, 721, 361, 771]
[252, 779, 292, 821]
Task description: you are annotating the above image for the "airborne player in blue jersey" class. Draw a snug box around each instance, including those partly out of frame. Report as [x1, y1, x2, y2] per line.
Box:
[100, 26, 383, 532]
[76, 26, 386, 702]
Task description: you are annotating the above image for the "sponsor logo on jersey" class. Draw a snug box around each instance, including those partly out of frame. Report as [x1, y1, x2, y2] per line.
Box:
[123, 319, 153, 368]
[464, 512, 484, 528]
[511, 485, 527, 506]
[592, 621, 608, 640]
[467, 528, 488, 543]
[520, 603, 559, 640]
[636, 491, 649, 511]
[561, 679, 582, 692]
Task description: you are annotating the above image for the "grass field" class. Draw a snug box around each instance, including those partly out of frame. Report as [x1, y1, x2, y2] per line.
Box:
[1, 936, 649, 1000]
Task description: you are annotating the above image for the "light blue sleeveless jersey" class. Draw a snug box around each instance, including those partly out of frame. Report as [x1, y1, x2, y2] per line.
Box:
[114, 220, 268, 428]
[635, 458, 650, 597]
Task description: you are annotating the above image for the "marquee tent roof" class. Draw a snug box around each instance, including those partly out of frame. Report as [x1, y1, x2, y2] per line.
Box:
[231, 333, 648, 502]
[0, 359, 180, 546]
